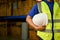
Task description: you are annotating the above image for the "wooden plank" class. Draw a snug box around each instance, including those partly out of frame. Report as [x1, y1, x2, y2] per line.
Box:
[0, 22, 7, 37]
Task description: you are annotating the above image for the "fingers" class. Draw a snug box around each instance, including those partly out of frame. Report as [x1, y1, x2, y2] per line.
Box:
[36, 25, 46, 31]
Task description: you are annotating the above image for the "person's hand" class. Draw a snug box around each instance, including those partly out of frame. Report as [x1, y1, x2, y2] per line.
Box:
[34, 25, 46, 31]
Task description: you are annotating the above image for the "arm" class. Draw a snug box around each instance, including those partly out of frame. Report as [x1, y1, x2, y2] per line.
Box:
[26, 4, 46, 31]
[26, 15, 46, 31]
[26, 15, 37, 30]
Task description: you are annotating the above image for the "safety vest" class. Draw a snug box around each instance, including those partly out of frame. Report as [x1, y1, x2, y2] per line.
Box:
[37, 1, 60, 40]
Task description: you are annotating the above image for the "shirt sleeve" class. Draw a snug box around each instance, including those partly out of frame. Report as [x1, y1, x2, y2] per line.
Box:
[28, 4, 39, 18]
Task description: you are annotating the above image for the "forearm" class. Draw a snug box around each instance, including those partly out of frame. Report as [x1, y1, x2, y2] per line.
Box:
[26, 15, 37, 29]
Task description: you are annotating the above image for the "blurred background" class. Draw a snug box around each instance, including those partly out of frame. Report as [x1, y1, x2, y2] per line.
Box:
[0, 0, 60, 40]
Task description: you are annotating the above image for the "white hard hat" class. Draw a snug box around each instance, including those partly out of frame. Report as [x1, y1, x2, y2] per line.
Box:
[32, 13, 48, 26]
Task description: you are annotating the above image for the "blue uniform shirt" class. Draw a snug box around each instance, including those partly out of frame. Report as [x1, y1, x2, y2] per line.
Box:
[28, 0, 54, 18]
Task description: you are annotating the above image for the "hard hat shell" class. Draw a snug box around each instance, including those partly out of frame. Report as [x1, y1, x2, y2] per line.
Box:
[32, 13, 48, 26]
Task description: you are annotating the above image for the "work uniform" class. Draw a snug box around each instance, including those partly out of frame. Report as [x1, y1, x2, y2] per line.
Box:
[28, 0, 60, 40]
[37, 1, 60, 40]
